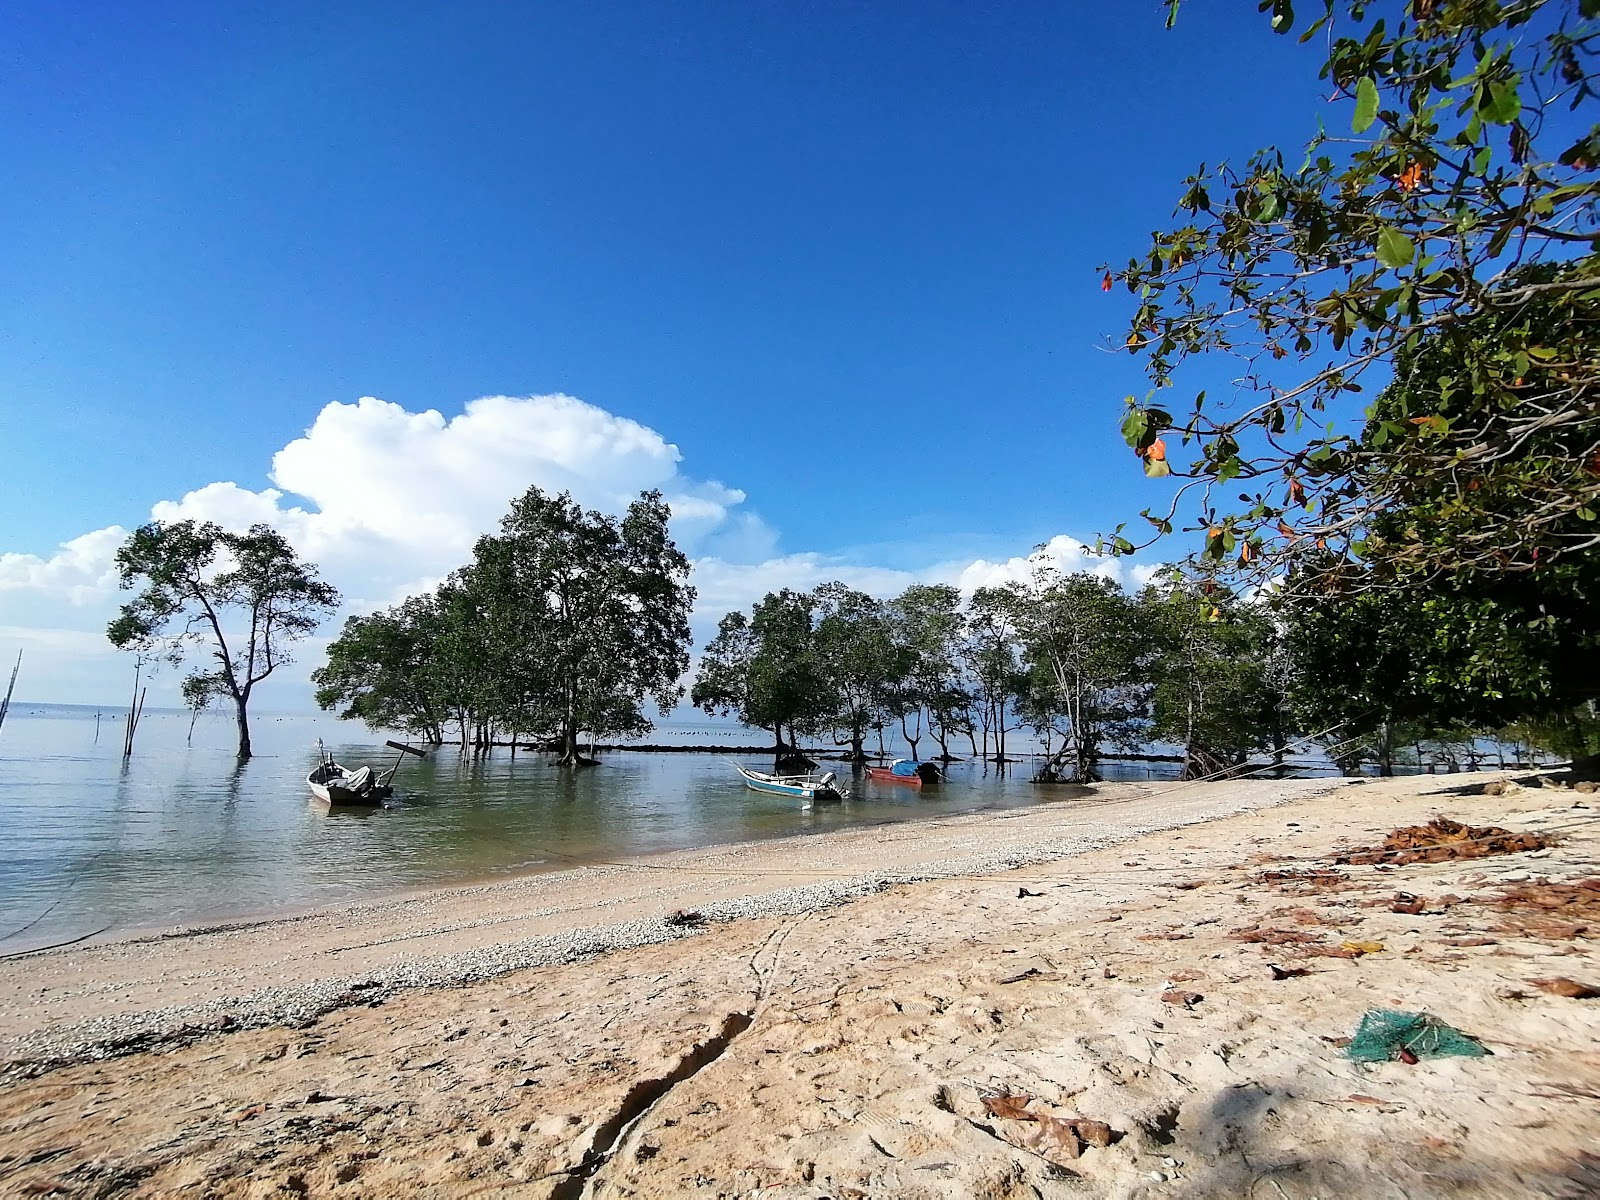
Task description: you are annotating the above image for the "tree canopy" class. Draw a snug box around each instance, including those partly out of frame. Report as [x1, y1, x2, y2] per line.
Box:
[315, 487, 694, 763]
[108, 520, 340, 759]
[1106, 0, 1600, 590]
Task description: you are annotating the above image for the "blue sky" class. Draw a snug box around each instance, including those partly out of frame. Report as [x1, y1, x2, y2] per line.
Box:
[0, 1, 1333, 704]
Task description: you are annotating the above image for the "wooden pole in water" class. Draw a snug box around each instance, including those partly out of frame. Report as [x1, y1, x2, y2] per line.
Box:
[122, 660, 145, 758]
[0, 650, 21, 735]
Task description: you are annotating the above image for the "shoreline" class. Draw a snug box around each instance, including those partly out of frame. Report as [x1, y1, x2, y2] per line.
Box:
[0, 770, 1596, 1197]
[0, 776, 1339, 1078]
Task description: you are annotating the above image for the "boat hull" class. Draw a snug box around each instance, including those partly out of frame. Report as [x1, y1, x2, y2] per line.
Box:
[734, 765, 844, 803]
[310, 781, 392, 806]
[866, 766, 922, 788]
[308, 760, 392, 807]
[866, 761, 941, 787]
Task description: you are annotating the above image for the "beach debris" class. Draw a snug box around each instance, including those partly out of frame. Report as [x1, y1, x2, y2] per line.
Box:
[998, 967, 1042, 985]
[1017, 887, 1044, 898]
[1160, 989, 1204, 1008]
[1229, 925, 1326, 945]
[1529, 977, 1600, 999]
[1256, 866, 1349, 893]
[1335, 817, 1549, 866]
[1345, 1008, 1488, 1062]
[1267, 963, 1311, 980]
[1482, 779, 1523, 796]
[1390, 893, 1426, 915]
[978, 1095, 1115, 1161]
[1339, 940, 1386, 956]
[1480, 878, 1600, 939]
[665, 909, 706, 928]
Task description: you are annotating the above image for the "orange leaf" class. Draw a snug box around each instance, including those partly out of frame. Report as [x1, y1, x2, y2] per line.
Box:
[984, 1094, 1036, 1121]
[1396, 162, 1424, 192]
[1101, 271, 1114, 292]
[1239, 542, 1253, 563]
[1208, 525, 1223, 539]
[1146, 437, 1167, 462]
[1276, 521, 1297, 540]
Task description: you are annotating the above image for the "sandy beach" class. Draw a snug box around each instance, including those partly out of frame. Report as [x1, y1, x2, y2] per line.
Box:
[1, 771, 1597, 1198]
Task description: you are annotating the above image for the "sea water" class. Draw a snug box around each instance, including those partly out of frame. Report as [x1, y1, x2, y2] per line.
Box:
[0, 704, 1138, 954]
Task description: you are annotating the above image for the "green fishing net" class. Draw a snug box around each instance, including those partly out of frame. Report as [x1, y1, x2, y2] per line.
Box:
[1346, 1008, 1488, 1062]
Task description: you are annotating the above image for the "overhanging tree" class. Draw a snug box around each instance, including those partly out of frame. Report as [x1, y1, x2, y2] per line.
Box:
[1105, 0, 1600, 589]
[108, 520, 340, 760]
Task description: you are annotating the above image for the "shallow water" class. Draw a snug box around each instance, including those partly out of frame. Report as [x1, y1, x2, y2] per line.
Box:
[0, 705, 1156, 953]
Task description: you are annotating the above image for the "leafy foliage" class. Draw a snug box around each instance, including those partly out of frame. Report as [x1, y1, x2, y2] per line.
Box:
[108, 520, 340, 759]
[1142, 581, 1286, 777]
[315, 487, 694, 762]
[1013, 572, 1149, 782]
[1107, 0, 1600, 588]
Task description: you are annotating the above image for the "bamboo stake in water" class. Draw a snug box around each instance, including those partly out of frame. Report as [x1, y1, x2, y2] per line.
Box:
[0, 650, 21, 735]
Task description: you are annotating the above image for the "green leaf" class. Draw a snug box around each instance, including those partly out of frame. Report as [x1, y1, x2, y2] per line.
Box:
[1121, 407, 1148, 447]
[1353, 77, 1379, 133]
[1375, 226, 1415, 269]
[1482, 79, 1521, 126]
[1144, 457, 1173, 479]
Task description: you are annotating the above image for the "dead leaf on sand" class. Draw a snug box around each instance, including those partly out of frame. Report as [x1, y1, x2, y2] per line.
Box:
[1268, 964, 1311, 980]
[1335, 817, 1549, 866]
[1161, 989, 1203, 1008]
[983, 1094, 1035, 1122]
[1230, 926, 1326, 945]
[1529, 977, 1600, 999]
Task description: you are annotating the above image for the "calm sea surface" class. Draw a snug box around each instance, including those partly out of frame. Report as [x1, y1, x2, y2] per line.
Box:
[0, 705, 1161, 954]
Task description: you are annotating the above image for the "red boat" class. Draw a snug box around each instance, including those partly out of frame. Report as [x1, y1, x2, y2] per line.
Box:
[865, 760, 941, 787]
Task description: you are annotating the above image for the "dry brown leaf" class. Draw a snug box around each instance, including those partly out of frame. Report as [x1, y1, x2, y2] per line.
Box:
[983, 1094, 1034, 1121]
[1160, 989, 1203, 1008]
[1529, 977, 1600, 999]
[1070, 1119, 1113, 1148]
[1032, 1116, 1083, 1159]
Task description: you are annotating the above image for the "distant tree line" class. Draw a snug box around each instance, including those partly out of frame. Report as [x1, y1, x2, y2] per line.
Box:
[312, 486, 694, 766]
[694, 565, 1597, 782]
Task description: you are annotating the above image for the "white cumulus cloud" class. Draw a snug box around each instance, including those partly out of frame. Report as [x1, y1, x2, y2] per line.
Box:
[0, 392, 1157, 707]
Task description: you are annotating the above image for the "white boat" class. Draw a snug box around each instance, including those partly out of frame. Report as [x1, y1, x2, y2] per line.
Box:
[732, 763, 846, 803]
[307, 740, 425, 806]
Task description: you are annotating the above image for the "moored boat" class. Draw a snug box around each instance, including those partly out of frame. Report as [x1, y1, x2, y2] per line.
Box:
[308, 758, 391, 806]
[732, 763, 846, 803]
[307, 739, 426, 806]
[865, 759, 941, 787]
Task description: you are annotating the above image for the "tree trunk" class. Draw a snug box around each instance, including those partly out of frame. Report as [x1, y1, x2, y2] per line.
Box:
[1377, 720, 1394, 777]
[901, 711, 921, 760]
[234, 696, 252, 761]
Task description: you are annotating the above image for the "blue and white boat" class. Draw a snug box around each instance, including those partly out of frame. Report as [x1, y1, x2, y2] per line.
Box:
[732, 763, 846, 803]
